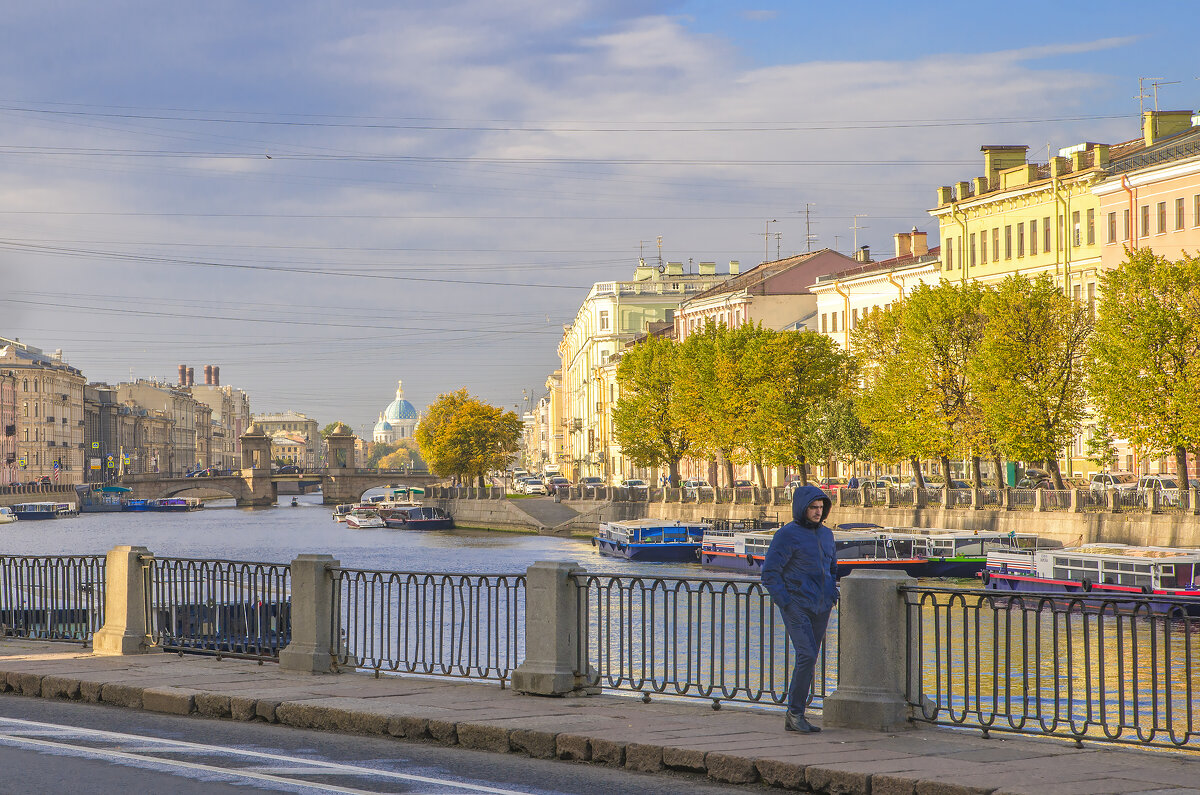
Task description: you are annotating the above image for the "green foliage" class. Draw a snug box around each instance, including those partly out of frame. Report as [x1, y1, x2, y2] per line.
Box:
[366, 442, 400, 468]
[612, 334, 690, 482]
[415, 389, 521, 483]
[320, 422, 350, 438]
[972, 274, 1092, 487]
[1087, 250, 1200, 481]
[1084, 422, 1118, 470]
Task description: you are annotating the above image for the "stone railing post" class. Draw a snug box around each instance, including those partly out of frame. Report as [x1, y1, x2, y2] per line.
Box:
[1002, 487, 1013, 510]
[93, 545, 155, 655]
[1070, 488, 1083, 513]
[512, 561, 596, 696]
[1150, 488, 1161, 514]
[1034, 489, 1045, 512]
[913, 487, 926, 510]
[824, 570, 914, 731]
[279, 554, 340, 674]
[1108, 489, 1120, 513]
[861, 486, 872, 509]
[1192, 487, 1200, 516]
[886, 486, 897, 508]
[835, 488, 845, 509]
[970, 487, 982, 510]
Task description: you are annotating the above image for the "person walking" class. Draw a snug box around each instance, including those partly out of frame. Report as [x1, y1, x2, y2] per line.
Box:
[761, 483, 838, 733]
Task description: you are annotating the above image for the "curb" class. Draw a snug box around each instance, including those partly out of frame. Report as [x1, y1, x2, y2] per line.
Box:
[0, 668, 989, 795]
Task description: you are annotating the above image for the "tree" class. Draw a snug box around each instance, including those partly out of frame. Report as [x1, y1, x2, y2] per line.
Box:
[415, 389, 520, 486]
[367, 442, 401, 468]
[1087, 250, 1200, 488]
[972, 274, 1092, 489]
[321, 422, 351, 438]
[612, 335, 690, 486]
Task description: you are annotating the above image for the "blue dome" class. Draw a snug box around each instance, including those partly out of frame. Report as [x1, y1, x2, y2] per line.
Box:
[374, 418, 393, 432]
[383, 399, 417, 421]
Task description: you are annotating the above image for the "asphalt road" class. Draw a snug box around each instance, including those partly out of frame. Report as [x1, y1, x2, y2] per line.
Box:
[0, 696, 787, 794]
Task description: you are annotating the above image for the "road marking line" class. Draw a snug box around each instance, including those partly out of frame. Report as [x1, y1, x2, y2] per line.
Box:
[0, 716, 529, 794]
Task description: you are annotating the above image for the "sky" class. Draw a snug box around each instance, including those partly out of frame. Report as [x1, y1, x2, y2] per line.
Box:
[1, 1, 1197, 438]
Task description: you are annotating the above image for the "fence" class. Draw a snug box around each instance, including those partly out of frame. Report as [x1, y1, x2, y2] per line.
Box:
[904, 585, 1199, 750]
[0, 555, 105, 641]
[145, 557, 291, 661]
[574, 573, 836, 708]
[331, 569, 524, 681]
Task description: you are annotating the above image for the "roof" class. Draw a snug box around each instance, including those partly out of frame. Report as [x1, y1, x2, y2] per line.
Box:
[685, 249, 860, 303]
[812, 246, 942, 285]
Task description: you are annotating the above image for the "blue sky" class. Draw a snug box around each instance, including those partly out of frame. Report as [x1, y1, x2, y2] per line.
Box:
[1, 1, 1197, 435]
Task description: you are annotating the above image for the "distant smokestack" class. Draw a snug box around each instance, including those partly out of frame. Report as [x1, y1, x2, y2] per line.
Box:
[213, 366, 220, 386]
[186, 367, 194, 387]
[178, 364, 187, 385]
[204, 365, 213, 385]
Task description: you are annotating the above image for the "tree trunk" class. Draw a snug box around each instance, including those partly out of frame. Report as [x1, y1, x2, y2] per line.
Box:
[754, 460, 766, 488]
[910, 457, 925, 488]
[668, 459, 680, 488]
[1175, 445, 1190, 509]
[721, 450, 735, 488]
[940, 455, 951, 484]
[993, 454, 1005, 488]
[1046, 458, 1066, 490]
[798, 456, 809, 485]
[971, 455, 982, 488]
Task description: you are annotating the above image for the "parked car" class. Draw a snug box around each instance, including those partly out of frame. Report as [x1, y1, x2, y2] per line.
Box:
[817, 477, 848, 490]
[680, 479, 713, 499]
[620, 478, 649, 492]
[276, 465, 302, 475]
[1136, 475, 1180, 506]
[547, 476, 571, 490]
[578, 475, 603, 490]
[733, 479, 755, 492]
[521, 478, 547, 495]
[1089, 472, 1138, 495]
[1015, 473, 1050, 489]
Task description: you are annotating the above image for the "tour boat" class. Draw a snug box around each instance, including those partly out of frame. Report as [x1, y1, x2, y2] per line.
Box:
[363, 486, 426, 512]
[380, 505, 455, 531]
[331, 504, 355, 522]
[54, 502, 79, 517]
[702, 527, 927, 577]
[11, 502, 60, 520]
[345, 507, 386, 529]
[905, 529, 1061, 578]
[122, 499, 153, 512]
[0, 507, 15, 525]
[982, 544, 1200, 615]
[150, 497, 202, 512]
[593, 519, 711, 562]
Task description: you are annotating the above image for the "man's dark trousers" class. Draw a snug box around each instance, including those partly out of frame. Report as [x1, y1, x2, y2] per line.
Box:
[781, 602, 832, 715]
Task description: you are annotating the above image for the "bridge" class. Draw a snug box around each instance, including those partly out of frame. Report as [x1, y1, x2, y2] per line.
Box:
[119, 424, 439, 506]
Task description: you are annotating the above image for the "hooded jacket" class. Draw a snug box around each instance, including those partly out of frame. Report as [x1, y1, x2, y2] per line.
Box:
[760, 484, 838, 613]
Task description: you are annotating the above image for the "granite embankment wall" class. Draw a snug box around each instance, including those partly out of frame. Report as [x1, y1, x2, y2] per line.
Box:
[438, 494, 1200, 547]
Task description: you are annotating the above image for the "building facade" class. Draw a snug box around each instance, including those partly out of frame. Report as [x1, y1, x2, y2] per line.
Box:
[115, 380, 199, 476]
[0, 338, 86, 485]
[252, 410, 320, 469]
[372, 381, 419, 444]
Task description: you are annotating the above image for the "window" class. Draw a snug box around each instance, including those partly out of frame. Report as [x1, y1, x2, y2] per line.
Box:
[1073, 284, 1081, 302]
[1157, 201, 1167, 234]
[1030, 220, 1038, 255]
[1043, 216, 1051, 252]
[821, 314, 827, 333]
[1141, 205, 1150, 237]
[969, 233, 976, 267]
[1004, 225, 1012, 259]
[831, 312, 838, 333]
[1072, 211, 1081, 247]
[1175, 197, 1185, 230]
[1107, 212, 1117, 243]
[851, 308, 858, 327]
[1086, 209, 1094, 245]
[992, 228, 1000, 261]
[1195, 195, 1200, 227]
[598, 310, 609, 331]
[945, 237, 953, 270]
[1123, 208, 1130, 240]
[981, 232, 988, 263]
[1017, 223, 1024, 257]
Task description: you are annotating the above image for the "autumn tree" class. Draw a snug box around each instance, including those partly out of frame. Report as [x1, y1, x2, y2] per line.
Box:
[1087, 249, 1200, 490]
[415, 389, 520, 486]
[612, 334, 690, 485]
[971, 274, 1092, 489]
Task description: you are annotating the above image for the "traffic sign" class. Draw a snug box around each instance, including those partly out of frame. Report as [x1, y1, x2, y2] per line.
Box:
[92, 442, 100, 449]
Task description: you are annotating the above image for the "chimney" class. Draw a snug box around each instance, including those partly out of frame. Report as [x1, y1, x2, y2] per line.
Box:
[204, 365, 213, 385]
[1142, 110, 1194, 146]
[728, 260, 740, 275]
[213, 366, 220, 386]
[910, 228, 928, 257]
[178, 364, 187, 385]
[698, 261, 716, 275]
[854, 245, 872, 263]
[980, 145, 1029, 183]
[894, 232, 912, 259]
[186, 367, 194, 387]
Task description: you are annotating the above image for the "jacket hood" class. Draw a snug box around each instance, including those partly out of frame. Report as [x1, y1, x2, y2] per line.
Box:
[791, 484, 831, 526]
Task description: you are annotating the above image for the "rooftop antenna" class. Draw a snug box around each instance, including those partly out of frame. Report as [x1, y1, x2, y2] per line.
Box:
[1135, 77, 1163, 119]
[804, 203, 817, 252]
[1151, 79, 1181, 110]
[851, 214, 869, 253]
[656, 235, 663, 269]
[774, 232, 782, 260]
[762, 219, 778, 263]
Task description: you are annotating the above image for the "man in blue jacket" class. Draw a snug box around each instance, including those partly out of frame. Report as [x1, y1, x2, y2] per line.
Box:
[761, 483, 838, 733]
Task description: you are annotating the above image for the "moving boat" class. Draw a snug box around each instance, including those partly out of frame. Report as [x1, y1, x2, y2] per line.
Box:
[593, 519, 711, 562]
[345, 507, 386, 529]
[290, 497, 299, 507]
[380, 505, 454, 531]
[983, 544, 1200, 615]
[331, 504, 355, 522]
[0, 507, 15, 524]
[11, 502, 60, 520]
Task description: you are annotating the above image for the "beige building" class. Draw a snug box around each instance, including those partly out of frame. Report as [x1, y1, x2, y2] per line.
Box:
[115, 380, 198, 476]
[191, 366, 251, 472]
[557, 259, 732, 483]
[0, 337, 86, 484]
[252, 410, 320, 469]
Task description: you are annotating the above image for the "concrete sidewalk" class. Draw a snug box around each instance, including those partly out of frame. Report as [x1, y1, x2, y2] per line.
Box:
[0, 639, 1195, 795]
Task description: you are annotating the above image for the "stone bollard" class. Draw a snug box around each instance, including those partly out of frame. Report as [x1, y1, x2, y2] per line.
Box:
[1108, 489, 1120, 513]
[279, 554, 341, 674]
[1070, 488, 1084, 513]
[93, 545, 155, 655]
[970, 487, 983, 510]
[824, 570, 914, 731]
[886, 486, 897, 508]
[512, 561, 597, 696]
[1034, 489, 1045, 512]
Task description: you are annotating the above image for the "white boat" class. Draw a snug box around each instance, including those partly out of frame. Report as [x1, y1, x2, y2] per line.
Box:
[345, 507, 385, 529]
[0, 507, 15, 524]
[331, 504, 354, 522]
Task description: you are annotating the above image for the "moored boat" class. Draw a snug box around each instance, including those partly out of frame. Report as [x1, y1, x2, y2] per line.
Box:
[910, 529, 1061, 578]
[0, 507, 15, 524]
[380, 505, 454, 531]
[150, 497, 200, 512]
[78, 484, 131, 513]
[593, 519, 710, 562]
[122, 499, 153, 512]
[983, 544, 1200, 615]
[331, 504, 354, 522]
[345, 507, 385, 529]
[11, 502, 60, 520]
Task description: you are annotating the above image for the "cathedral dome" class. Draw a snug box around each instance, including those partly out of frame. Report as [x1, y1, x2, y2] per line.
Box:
[373, 380, 419, 444]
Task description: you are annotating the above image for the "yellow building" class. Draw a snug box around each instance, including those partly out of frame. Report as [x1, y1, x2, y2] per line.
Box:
[252, 410, 320, 469]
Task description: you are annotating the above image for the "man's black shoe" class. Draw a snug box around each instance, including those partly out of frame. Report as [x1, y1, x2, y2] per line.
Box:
[784, 712, 821, 733]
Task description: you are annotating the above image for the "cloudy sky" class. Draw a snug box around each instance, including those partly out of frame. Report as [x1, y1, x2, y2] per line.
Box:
[1, 1, 1196, 436]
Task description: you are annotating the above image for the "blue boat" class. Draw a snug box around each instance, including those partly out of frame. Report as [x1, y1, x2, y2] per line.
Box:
[122, 499, 152, 512]
[593, 519, 710, 562]
[11, 502, 61, 521]
[381, 505, 454, 530]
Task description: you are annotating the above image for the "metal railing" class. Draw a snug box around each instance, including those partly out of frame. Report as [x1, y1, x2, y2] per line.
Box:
[574, 573, 836, 708]
[145, 557, 291, 661]
[0, 555, 105, 641]
[1079, 489, 1109, 512]
[904, 585, 1199, 749]
[1042, 489, 1073, 511]
[332, 569, 525, 681]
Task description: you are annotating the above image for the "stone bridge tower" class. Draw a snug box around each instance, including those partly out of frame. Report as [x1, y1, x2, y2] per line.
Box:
[240, 424, 273, 470]
[325, 424, 356, 469]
